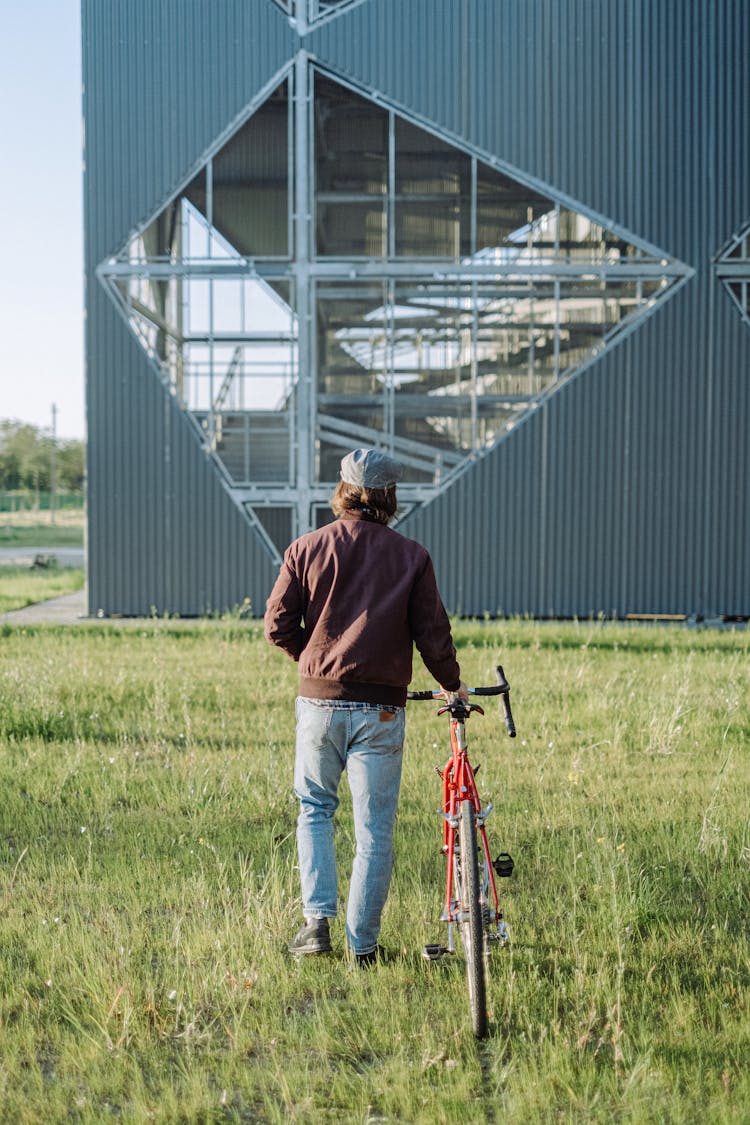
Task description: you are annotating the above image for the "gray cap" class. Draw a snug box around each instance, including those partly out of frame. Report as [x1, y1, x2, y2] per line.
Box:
[340, 448, 403, 489]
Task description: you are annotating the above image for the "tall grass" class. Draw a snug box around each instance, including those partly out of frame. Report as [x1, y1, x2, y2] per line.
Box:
[0, 620, 748, 1122]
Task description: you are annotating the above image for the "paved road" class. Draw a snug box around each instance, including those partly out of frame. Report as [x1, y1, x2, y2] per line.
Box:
[0, 588, 88, 625]
[0, 547, 85, 568]
[0, 546, 87, 624]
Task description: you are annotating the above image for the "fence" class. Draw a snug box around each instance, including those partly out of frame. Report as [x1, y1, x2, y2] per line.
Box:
[0, 492, 85, 514]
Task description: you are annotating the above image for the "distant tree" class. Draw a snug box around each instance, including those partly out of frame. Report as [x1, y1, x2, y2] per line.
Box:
[57, 440, 85, 491]
[0, 422, 17, 488]
[24, 434, 54, 492]
[0, 422, 38, 490]
[0, 421, 85, 493]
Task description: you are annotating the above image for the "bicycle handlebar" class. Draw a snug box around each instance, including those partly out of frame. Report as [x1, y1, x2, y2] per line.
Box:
[494, 665, 516, 739]
[406, 665, 517, 738]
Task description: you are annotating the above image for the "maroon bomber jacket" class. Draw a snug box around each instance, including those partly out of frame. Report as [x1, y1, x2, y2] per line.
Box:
[263, 510, 461, 707]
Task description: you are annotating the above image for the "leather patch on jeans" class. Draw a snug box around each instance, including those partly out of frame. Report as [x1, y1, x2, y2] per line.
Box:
[379, 710, 396, 722]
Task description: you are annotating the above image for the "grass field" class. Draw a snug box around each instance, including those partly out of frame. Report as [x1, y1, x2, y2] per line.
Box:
[0, 567, 86, 615]
[0, 507, 85, 548]
[0, 620, 748, 1123]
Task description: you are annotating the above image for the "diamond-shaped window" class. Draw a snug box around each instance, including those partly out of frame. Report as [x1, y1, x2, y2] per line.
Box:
[99, 65, 690, 553]
[716, 222, 750, 328]
[271, 1, 368, 27]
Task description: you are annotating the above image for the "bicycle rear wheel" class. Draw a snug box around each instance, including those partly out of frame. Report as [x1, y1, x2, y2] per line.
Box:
[458, 798, 488, 1038]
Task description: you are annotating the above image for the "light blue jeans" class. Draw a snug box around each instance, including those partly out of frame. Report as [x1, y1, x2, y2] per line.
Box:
[294, 697, 405, 955]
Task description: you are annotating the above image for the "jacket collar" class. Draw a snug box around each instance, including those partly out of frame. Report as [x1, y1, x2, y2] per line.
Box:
[340, 508, 380, 524]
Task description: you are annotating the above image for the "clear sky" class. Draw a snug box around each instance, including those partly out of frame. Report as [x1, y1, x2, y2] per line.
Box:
[0, 1, 84, 440]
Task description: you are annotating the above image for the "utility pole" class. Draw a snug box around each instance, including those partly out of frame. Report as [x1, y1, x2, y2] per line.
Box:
[50, 403, 57, 526]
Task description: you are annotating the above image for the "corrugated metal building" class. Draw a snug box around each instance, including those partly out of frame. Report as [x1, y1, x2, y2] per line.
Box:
[82, 0, 750, 619]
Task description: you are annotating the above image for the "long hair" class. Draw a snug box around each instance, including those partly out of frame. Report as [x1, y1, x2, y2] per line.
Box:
[330, 481, 398, 525]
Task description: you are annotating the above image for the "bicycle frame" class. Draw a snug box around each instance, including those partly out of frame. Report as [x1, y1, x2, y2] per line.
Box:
[437, 699, 508, 952]
[408, 665, 515, 1036]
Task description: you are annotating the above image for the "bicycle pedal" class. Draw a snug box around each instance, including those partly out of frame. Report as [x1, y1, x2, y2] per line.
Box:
[422, 944, 451, 961]
[493, 852, 515, 877]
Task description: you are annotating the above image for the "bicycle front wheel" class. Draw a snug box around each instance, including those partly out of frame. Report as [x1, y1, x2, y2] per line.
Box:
[458, 798, 488, 1038]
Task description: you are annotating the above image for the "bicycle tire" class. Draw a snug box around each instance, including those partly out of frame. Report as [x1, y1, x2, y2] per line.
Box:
[458, 798, 488, 1038]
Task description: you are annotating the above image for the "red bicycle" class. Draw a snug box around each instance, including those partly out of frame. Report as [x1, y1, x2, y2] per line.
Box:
[407, 666, 516, 1038]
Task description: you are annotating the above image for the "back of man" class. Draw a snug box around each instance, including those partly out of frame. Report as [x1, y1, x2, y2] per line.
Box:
[264, 448, 464, 964]
[265, 512, 460, 705]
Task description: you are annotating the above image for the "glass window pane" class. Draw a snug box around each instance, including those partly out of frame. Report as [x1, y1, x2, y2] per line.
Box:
[212, 412, 290, 483]
[390, 283, 472, 452]
[317, 282, 387, 396]
[727, 237, 748, 259]
[248, 505, 293, 551]
[317, 202, 386, 257]
[315, 74, 388, 194]
[395, 203, 467, 259]
[315, 75, 388, 262]
[316, 282, 388, 480]
[315, 1, 354, 13]
[729, 281, 748, 314]
[314, 504, 336, 529]
[553, 209, 611, 260]
[182, 168, 207, 232]
[140, 198, 183, 260]
[395, 118, 471, 258]
[210, 81, 289, 257]
[475, 162, 553, 258]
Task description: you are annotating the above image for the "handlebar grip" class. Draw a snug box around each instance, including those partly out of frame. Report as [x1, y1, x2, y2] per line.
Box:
[407, 667, 517, 739]
[501, 696, 516, 738]
[495, 665, 516, 738]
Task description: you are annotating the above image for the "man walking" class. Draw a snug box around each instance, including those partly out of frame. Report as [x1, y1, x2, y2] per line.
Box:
[264, 448, 466, 963]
